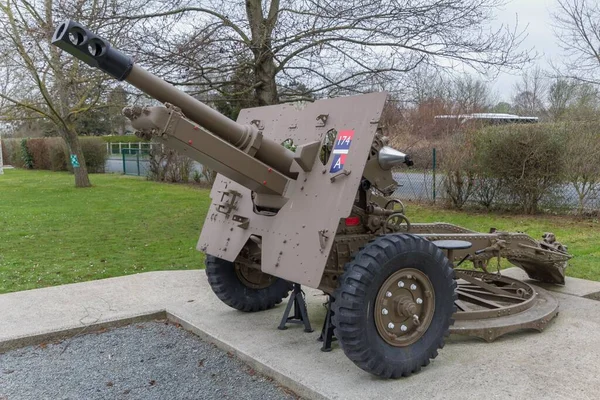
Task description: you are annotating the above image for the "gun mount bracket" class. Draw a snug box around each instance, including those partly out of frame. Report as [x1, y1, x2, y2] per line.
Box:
[250, 119, 264, 130]
[162, 103, 181, 137]
[330, 169, 351, 182]
[216, 190, 242, 217]
[232, 214, 250, 229]
[315, 114, 329, 127]
[243, 129, 263, 157]
[318, 230, 330, 251]
[293, 140, 321, 172]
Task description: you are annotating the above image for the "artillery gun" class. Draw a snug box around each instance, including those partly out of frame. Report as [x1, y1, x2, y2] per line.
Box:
[52, 21, 572, 378]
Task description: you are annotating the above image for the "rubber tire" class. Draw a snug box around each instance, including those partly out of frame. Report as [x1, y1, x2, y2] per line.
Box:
[332, 233, 457, 378]
[205, 255, 293, 312]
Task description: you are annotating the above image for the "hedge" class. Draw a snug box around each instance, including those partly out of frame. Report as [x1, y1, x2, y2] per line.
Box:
[98, 135, 148, 143]
[441, 122, 600, 214]
[1, 137, 107, 173]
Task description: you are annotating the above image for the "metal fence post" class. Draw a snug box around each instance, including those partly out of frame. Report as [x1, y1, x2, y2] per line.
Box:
[432, 148, 437, 204]
[136, 150, 141, 176]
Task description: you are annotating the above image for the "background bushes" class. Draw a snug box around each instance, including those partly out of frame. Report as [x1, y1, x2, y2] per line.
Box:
[438, 133, 476, 209]
[147, 145, 193, 183]
[1, 139, 25, 168]
[441, 122, 600, 214]
[100, 135, 148, 144]
[79, 137, 107, 173]
[1, 137, 106, 173]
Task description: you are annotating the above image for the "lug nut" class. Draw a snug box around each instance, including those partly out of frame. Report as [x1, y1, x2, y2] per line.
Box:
[416, 298, 423, 304]
[401, 325, 408, 332]
[388, 322, 395, 329]
[397, 281, 405, 288]
[412, 315, 420, 325]
[410, 284, 417, 290]
[386, 291, 392, 298]
[382, 308, 389, 315]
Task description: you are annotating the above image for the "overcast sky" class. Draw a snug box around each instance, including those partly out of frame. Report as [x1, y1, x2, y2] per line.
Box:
[490, 0, 563, 102]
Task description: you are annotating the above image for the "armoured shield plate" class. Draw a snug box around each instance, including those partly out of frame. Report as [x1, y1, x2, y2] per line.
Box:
[198, 93, 387, 287]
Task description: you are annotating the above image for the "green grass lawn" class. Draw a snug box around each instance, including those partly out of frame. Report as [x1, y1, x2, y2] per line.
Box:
[1, 169, 599, 294]
[0, 169, 209, 294]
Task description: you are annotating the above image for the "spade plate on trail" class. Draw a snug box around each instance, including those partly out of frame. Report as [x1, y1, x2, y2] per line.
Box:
[449, 270, 559, 342]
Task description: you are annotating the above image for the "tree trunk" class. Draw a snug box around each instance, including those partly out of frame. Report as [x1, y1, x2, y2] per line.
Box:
[246, 0, 280, 106]
[62, 127, 91, 188]
[44, 0, 91, 188]
[254, 55, 279, 106]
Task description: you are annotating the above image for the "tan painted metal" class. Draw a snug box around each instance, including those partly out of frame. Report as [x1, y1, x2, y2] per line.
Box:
[125, 65, 297, 178]
[124, 105, 291, 195]
[450, 270, 559, 342]
[374, 268, 435, 347]
[198, 93, 388, 287]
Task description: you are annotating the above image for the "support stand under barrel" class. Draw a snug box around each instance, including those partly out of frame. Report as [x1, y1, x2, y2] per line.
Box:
[317, 296, 336, 352]
[278, 283, 313, 333]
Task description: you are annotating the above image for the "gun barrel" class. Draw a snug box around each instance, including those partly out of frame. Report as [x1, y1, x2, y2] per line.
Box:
[52, 20, 295, 177]
[125, 65, 253, 148]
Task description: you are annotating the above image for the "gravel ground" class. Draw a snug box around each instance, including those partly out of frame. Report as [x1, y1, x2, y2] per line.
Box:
[0, 321, 300, 400]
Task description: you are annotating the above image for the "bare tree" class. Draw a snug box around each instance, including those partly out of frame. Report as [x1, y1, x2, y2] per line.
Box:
[552, 0, 600, 86]
[548, 78, 578, 121]
[546, 78, 600, 122]
[490, 101, 512, 113]
[451, 75, 492, 114]
[568, 83, 600, 121]
[107, 86, 129, 135]
[0, 0, 143, 186]
[120, 0, 531, 106]
[512, 67, 548, 117]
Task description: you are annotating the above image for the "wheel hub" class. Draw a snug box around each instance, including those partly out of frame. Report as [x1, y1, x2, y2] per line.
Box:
[374, 268, 435, 346]
[234, 263, 274, 289]
[396, 298, 417, 317]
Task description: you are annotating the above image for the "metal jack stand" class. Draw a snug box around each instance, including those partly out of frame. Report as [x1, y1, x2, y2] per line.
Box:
[278, 283, 313, 332]
[317, 296, 336, 352]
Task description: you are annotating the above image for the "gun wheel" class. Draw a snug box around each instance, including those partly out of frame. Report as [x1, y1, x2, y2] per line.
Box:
[235, 263, 274, 289]
[332, 234, 457, 378]
[206, 255, 293, 312]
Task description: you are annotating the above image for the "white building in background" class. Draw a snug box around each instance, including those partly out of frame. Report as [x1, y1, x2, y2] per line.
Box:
[434, 113, 539, 125]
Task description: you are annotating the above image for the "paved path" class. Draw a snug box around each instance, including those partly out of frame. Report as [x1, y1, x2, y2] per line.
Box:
[2, 270, 600, 400]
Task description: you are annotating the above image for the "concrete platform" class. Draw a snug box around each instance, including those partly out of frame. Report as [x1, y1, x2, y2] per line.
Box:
[2, 270, 600, 400]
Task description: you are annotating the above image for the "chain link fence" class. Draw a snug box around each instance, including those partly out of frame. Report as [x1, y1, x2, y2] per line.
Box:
[101, 142, 600, 214]
[120, 149, 151, 176]
[391, 148, 600, 214]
